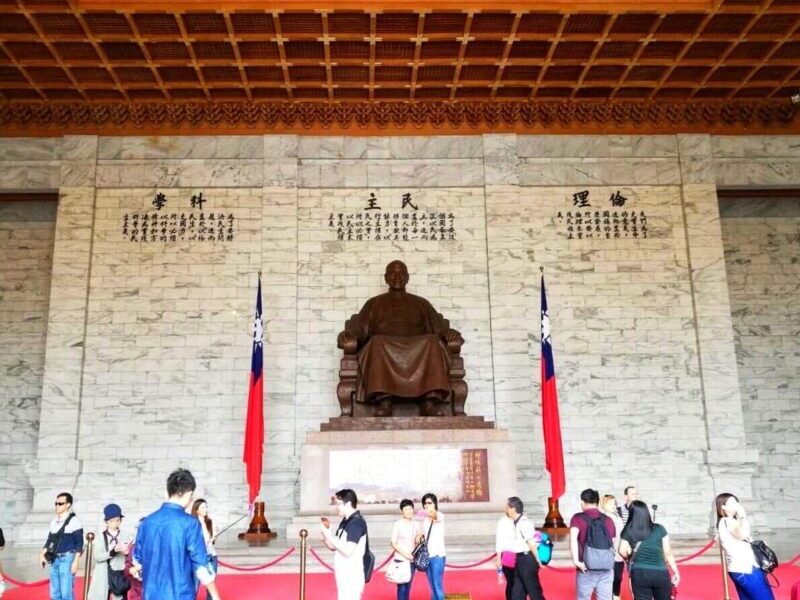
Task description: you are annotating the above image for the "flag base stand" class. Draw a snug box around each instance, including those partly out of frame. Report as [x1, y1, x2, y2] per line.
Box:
[540, 497, 569, 541]
[238, 501, 278, 544]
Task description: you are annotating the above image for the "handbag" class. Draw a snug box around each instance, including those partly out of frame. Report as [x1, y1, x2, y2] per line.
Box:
[103, 532, 131, 598]
[386, 559, 412, 585]
[412, 521, 434, 572]
[750, 539, 778, 574]
[500, 550, 516, 569]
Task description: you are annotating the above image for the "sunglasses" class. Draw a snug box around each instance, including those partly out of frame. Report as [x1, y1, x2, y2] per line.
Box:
[55, 501, 68, 506]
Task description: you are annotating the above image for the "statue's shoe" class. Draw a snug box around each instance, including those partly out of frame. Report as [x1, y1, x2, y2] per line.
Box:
[420, 399, 446, 417]
[373, 399, 393, 417]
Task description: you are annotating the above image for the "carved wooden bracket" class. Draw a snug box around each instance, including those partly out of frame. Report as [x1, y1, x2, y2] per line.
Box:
[0, 101, 796, 134]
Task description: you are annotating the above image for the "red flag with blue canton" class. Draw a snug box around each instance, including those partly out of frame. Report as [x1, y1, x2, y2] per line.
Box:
[243, 277, 264, 505]
[541, 275, 566, 500]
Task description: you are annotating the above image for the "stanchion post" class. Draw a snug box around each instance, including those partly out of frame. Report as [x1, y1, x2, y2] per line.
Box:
[718, 537, 730, 600]
[82, 532, 95, 600]
[299, 529, 308, 600]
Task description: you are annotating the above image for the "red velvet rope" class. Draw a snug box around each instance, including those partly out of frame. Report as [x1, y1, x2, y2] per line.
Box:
[217, 546, 297, 571]
[782, 552, 800, 568]
[675, 539, 716, 564]
[375, 551, 396, 571]
[445, 554, 498, 569]
[0, 574, 50, 588]
[308, 546, 335, 572]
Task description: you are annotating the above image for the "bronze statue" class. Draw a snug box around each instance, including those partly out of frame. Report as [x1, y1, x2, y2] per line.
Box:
[336, 260, 468, 417]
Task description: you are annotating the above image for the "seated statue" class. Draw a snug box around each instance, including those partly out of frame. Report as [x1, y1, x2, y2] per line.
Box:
[336, 260, 467, 417]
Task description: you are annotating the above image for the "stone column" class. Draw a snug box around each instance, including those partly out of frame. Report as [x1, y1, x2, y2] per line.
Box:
[260, 135, 301, 528]
[677, 135, 759, 521]
[19, 136, 98, 542]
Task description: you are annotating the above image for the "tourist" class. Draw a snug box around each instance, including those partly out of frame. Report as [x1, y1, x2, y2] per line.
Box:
[123, 517, 146, 600]
[617, 486, 638, 526]
[421, 492, 446, 600]
[506, 496, 546, 600]
[601, 495, 625, 600]
[88, 503, 130, 600]
[716, 493, 775, 600]
[389, 499, 419, 600]
[39, 492, 84, 600]
[0, 525, 6, 596]
[619, 500, 679, 600]
[569, 488, 615, 600]
[495, 509, 517, 600]
[133, 468, 222, 600]
[320, 488, 368, 600]
[191, 499, 218, 600]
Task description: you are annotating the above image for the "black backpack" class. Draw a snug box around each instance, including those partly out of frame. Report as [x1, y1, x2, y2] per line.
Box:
[578, 513, 615, 570]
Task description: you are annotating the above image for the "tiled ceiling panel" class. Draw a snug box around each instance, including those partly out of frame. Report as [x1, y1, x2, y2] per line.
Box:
[0, 1, 798, 112]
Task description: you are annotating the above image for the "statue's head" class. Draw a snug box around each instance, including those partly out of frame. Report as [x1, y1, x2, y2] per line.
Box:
[384, 260, 409, 292]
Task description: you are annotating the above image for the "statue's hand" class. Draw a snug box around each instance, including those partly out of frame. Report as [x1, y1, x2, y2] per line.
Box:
[337, 330, 357, 349]
[444, 330, 463, 344]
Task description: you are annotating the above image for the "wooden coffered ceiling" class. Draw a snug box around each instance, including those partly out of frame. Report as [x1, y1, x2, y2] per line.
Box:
[1, 0, 799, 134]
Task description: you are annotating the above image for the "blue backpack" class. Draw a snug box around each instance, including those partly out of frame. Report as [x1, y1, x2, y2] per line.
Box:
[537, 532, 553, 565]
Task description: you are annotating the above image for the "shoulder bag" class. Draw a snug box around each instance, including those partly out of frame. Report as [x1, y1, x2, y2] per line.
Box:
[43, 514, 74, 563]
[103, 532, 131, 597]
[412, 521, 434, 572]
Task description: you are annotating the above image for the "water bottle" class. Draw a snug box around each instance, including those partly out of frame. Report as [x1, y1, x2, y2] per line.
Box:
[497, 567, 505, 585]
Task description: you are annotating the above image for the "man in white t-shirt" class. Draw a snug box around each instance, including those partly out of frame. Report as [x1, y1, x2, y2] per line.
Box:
[321, 489, 368, 600]
[506, 497, 546, 600]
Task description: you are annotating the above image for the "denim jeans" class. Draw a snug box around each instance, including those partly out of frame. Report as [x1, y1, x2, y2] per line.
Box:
[50, 553, 75, 600]
[576, 568, 613, 600]
[730, 570, 776, 600]
[426, 556, 446, 600]
[396, 562, 416, 600]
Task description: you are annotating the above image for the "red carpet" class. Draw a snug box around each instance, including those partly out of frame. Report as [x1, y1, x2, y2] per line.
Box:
[4, 565, 799, 599]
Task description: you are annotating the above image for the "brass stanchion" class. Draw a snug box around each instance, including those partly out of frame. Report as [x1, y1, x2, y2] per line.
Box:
[718, 536, 731, 600]
[82, 532, 95, 600]
[298, 529, 308, 600]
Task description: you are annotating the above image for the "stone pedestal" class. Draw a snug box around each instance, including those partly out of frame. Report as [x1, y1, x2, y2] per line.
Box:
[287, 425, 517, 540]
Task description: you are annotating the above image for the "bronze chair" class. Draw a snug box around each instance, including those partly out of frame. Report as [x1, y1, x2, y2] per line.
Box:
[336, 313, 468, 418]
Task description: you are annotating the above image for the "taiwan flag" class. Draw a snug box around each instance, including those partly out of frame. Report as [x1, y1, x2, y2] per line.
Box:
[541, 275, 566, 500]
[243, 276, 264, 505]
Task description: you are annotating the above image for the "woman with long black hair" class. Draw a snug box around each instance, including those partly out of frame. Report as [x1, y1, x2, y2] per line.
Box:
[618, 500, 679, 600]
[421, 492, 446, 600]
[191, 499, 218, 600]
[715, 493, 775, 600]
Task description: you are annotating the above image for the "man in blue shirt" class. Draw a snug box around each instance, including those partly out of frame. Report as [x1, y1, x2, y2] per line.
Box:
[39, 492, 84, 600]
[133, 469, 222, 600]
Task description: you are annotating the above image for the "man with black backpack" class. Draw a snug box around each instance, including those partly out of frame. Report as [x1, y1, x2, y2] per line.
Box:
[320, 488, 372, 600]
[569, 489, 616, 600]
[38, 492, 84, 600]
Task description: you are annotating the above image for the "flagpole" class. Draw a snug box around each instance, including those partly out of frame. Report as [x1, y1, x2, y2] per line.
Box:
[240, 271, 276, 543]
[539, 266, 569, 540]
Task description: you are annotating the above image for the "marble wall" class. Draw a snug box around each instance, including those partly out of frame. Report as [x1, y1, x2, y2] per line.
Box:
[0, 199, 56, 529]
[0, 133, 797, 540]
[721, 201, 800, 530]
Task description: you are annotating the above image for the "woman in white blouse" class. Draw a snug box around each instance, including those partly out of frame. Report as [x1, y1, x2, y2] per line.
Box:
[421, 492, 446, 600]
[390, 499, 420, 600]
[715, 493, 774, 600]
[191, 499, 218, 600]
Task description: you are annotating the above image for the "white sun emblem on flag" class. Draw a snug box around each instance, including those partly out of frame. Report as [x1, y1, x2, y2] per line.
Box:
[541, 312, 551, 344]
[253, 317, 264, 347]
